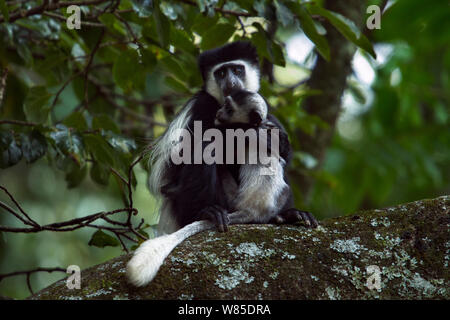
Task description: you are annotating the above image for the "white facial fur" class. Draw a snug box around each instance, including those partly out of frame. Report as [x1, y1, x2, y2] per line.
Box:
[205, 59, 260, 104]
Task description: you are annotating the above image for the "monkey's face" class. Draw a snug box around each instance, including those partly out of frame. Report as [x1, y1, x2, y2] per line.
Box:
[206, 60, 260, 104]
[214, 63, 246, 97]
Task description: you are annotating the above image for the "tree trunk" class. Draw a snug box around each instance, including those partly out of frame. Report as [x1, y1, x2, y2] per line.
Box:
[294, 0, 367, 200]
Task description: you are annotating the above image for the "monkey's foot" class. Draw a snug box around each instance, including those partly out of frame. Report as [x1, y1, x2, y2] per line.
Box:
[271, 208, 319, 228]
[198, 205, 230, 232]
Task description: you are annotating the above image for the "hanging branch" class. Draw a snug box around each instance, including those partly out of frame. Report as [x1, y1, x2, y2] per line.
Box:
[0, 155, 147, 238]
[0, 68, 8, 108]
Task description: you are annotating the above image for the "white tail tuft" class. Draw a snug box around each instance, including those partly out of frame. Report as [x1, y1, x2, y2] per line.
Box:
[126, 220, 214, 287]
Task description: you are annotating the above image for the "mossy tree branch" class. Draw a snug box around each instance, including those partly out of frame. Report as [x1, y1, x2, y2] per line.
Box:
[30, 195, 449, 300]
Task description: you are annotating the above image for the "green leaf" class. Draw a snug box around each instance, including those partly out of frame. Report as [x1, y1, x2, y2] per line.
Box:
[88, 230, 120, 248]
[165, 76, 190, 93]
[20, 130, 47, 164]
[271, 41, 286, 67]
[200, 23, 235, 50]
[160, 1, 181, 20]
[84, 135, 115, 167]
[191, 15, 218, 36]
[65, 164, 87, 188]
[92, 115, 120, 134]
[131, 0, 153, 18]
[141, 48, 157, 72]
[170, 27, 197, 55]
[0, 132, 22, 168]
[49, 124, 84, 165]
[153, 0, 170, 48]
[90, 161, 111, 186]
[160, 56, 187, 82]
[63, 112, 88, 131]
[274, 0, 295, 27]
[307, 5, 376, 59]
[250, 23, 286, 66]
[17, 43, 34, 66]
[103, 131, 137, 155]
[0, 0, 9, 22]
[23, 86, 52, 124]
[113, 49, 145, 91]
[286, 3, 330, 61]
[98, 13, 117, 30]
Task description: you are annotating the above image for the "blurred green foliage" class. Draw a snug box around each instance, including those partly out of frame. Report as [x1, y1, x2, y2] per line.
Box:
[309, 0, 450, 214]
[0, 0, 448, 298]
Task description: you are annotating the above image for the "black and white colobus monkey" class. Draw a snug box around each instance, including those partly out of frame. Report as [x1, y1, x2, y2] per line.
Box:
[127, 42, 317, 286]
[153, 41, 264, 234]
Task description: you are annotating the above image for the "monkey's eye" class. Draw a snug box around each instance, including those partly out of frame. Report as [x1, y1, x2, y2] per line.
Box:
[216, 69, 226, 79]
[233, 66, 244, 76]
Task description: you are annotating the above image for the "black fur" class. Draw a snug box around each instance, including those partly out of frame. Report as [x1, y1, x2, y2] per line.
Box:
[160, 90, 229, 228]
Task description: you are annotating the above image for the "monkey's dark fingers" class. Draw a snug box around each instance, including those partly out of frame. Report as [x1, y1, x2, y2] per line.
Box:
[199, 205, 229, 232]
[298, 211, 319, 228]
[269, 215, 285, 224]
[276, 208, 319, 228]
[212, 205, 230, 232]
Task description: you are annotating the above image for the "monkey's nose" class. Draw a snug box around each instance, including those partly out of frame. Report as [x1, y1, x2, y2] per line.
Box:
[223, 87, 233, 97]
[223, 83, 238, 97]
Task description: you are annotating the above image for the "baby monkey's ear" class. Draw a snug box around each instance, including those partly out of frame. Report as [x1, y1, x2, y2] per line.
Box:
[249, 110, 262, 127]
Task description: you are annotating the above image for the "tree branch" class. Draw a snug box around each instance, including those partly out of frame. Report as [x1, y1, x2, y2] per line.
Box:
[0, 0, 111, 23]
[177, 0, 252, 17]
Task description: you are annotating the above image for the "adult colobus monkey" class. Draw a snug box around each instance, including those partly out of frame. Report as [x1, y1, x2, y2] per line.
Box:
[127, 42, 318, 286]
[152, 41, 264, 234]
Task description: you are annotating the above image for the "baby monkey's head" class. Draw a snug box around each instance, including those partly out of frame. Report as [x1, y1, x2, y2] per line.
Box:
[215, 90, 268, 127]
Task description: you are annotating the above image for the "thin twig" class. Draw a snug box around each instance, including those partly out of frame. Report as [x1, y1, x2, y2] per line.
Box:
[0, 267, 66, 295]
[0, 186, 39, 227]
[0, 0, 111, 23]
[237, 16, 247, 37]
[42, 11, 105, 28]
[0, 119, 39, 127]
[84, 29, 106, 108]
[177, 0, 251, 17]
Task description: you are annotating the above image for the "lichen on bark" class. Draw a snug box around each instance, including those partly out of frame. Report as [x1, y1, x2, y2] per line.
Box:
[29, 195, 449, 300]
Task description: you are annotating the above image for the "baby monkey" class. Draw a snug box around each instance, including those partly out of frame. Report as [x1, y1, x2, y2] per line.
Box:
[212, 90, 318, 227]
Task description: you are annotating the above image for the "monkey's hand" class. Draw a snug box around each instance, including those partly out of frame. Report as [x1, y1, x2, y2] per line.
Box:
[270, 208, 319, 228]
[260, 120, 278, 130]
[198, 205, 230, 232]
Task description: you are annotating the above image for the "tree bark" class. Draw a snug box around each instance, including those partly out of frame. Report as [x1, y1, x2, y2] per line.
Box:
[29, 195, 450, 300]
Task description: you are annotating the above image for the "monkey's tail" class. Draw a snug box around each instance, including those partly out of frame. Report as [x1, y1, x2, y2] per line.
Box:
[126, 220, 214, 287]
